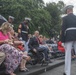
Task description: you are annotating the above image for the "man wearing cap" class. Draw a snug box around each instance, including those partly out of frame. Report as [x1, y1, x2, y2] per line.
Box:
[8, 16, 14, 24]
[18, 17, 31, 53]
[61, 5, 76, 75]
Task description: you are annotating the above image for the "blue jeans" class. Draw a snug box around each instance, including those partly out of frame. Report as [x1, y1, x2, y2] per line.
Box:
[22, 41, 29, 53]
[37, 46, 49, 61]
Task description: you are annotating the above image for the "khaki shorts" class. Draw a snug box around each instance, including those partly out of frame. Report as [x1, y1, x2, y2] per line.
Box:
[0, 52, 5, 65]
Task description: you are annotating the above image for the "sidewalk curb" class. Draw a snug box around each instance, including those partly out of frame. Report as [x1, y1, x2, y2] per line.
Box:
[27, 60, 65, 75]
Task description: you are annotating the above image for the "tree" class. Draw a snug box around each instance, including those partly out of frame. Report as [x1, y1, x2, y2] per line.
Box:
[44, 1, 65, 37]
[29, 9, 51, 36]
[0, 0, 65, 37]
[57, 1, 65, 14]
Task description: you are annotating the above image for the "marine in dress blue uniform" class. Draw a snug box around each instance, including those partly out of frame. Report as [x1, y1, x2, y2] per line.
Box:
[61, 5, 76, 75]
[18, 17, 31, 53]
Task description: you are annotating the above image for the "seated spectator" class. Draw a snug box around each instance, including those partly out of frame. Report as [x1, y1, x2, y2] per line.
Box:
[0, 22, 29, 75]
[46, 38, 54, 44]
[57, 41, 65, 52]
[38, 35, 49, 48]
[9, 27, 31, 72]
[38, 35, 52, 63]
[28, 31, 49, 63]
[0, 52, 5, 65]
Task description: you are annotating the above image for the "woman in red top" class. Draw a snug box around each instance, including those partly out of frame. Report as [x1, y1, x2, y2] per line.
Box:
[58, 41, 65, 52]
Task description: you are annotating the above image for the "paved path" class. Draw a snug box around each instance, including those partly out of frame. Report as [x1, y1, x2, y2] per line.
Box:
[0, 58, 65, 75]
[16, 59, 64, 75]
[40, 60, 76, 75]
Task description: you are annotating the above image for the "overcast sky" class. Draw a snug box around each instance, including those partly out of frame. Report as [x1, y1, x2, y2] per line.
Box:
[43, 0, 76, 15]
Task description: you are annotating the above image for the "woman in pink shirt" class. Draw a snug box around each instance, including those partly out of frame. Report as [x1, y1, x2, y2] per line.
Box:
[0, 22, 23, 75]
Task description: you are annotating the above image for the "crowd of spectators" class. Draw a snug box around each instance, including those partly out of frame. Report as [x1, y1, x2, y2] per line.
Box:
[0, 15, 66, 75]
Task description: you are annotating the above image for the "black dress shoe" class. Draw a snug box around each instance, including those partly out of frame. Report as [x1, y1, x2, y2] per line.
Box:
[63, 73, 66, 75]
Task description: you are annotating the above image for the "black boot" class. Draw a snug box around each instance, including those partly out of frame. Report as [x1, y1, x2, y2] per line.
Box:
[63, 73, 66, 75]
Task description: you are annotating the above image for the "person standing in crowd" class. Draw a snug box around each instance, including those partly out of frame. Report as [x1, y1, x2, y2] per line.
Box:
[18, 17, 31, 53]
[8, 16, 14, 24]
[8, 16, 15, 28]
[60, 5, 76, 75]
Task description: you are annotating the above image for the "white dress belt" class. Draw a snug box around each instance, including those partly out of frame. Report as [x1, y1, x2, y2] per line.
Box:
[65, 27, 76, 34]
[22, 31, 28, 33]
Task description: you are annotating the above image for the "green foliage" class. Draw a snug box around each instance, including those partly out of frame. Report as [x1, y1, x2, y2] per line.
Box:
[0, 0, 65, 37]
[45, 1, 65, 37]
[29, 9, 51, 36]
